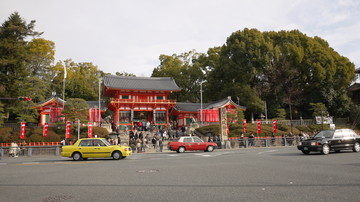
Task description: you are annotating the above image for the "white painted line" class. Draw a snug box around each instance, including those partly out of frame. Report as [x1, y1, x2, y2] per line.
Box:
[258, 150, 278, 154]
[22, 162, 40, 164]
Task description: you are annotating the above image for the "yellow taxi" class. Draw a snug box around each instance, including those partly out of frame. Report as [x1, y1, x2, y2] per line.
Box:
[61, 138, 132, 161]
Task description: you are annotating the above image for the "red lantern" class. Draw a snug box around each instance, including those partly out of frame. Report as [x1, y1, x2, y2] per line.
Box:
[243, 120, 247, 133]
[65, 121, 71, 139]
[43, 123, 49, 137]
[20, 122, 26, 139]
[257, 120, 261, 134]
[272, 120, 277, 134]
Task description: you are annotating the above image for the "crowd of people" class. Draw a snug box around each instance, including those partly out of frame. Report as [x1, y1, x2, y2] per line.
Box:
[127, 127, 185, 153]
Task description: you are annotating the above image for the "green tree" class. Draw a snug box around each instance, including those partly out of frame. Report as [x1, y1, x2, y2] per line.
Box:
[27, 38, 55, 79]
[203, 29, 355, 119]
[0, 12, 52, 122]
[309, 103, 328, 117]
[0, 102, 4, 123]
[0, 12, 42, 98]
[62, 98, 89, 122]
[275, 109, 286, 120]
[152, 50, 205, 102]
[51, 60, 100, 101]
[115, 71, 136, 77]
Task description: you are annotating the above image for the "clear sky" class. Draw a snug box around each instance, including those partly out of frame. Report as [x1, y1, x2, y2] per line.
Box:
[1, 0, 359, 77]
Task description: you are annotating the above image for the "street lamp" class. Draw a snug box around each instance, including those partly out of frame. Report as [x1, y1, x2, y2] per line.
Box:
[63, 65, 67, 112]
[200, 81, 204, 125]
[98, 74, 102, 127]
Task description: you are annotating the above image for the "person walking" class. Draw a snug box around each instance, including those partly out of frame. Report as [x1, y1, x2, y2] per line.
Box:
[136, 138, 142, 153]
[248, 133, 255, 147]
[159, 137, 163, 152]
[239, 134, 244, 148]
[141, 138, 146, 152]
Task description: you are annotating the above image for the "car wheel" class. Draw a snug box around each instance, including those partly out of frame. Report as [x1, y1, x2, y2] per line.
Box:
[112, 151, 122, 160]
[321, 144, 330, 155]
[353, 142, 360, 152]
[301, 150, 310, 154]
[206, 145, 214, 152]
[178, 146, 185, 153]
[72, 152, 82, 161]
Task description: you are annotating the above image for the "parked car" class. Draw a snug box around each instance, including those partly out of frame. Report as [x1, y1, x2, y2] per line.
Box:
[297, 129, 360, 155]
[168, 136, 217, 153]
[61, 138, 132, 160]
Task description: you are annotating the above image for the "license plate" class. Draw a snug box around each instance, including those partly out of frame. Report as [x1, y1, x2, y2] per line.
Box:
[304, 147, 308, 150]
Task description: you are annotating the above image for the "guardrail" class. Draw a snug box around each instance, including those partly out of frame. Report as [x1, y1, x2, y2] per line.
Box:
[0, 146, 61, 158]
[219, 137, 299, 149]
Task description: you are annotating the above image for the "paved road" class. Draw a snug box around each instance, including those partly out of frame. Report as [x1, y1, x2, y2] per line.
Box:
[1, 147, 360, 202]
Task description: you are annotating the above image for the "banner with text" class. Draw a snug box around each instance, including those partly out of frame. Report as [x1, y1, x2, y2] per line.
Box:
[43, 123, 49, 137]
[20, 122, 26, 139]
[65, 121, 71, 139]
[88, 122, 93, 138]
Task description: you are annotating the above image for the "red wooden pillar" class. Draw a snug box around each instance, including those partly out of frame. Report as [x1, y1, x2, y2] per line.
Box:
[114, 108, 119, 126]
[166, 109, 169, 127]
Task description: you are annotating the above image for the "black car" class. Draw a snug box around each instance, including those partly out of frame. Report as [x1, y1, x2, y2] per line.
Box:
[297, 129, 360, 155]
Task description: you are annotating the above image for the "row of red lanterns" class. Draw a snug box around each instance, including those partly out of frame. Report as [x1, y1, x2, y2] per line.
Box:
[19, 122, 94, 140]
[242, 120, 277, 134]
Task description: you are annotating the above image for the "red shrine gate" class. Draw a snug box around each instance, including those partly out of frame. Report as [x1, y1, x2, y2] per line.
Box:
[103, 75, 181, 129]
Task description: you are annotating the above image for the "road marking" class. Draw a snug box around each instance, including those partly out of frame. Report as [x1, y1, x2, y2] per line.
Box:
[15, 161, 100, 166]
[258, 150, 278, 154]
[22, 162, 40, 165]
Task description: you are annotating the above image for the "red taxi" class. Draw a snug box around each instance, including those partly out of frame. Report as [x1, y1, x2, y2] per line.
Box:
[168, 136, 217, 153]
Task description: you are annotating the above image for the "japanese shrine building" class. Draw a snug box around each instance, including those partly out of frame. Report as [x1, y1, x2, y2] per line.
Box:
[171, 96, 246, 128]
[103, 75, 181, 129]
[34, 95, 106, 126]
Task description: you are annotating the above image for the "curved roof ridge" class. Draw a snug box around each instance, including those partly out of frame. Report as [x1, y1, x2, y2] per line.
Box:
[103, 75, 181, 91]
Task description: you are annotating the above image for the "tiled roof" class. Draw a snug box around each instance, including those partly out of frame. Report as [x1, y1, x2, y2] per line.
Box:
[206, 97, 246, 110]
[173, 103, 210, 112]
[86, 101, 107, 110]
[173, 97, 246, 112]
[103, 75, 181, 91]
[36, 96, 65, 107]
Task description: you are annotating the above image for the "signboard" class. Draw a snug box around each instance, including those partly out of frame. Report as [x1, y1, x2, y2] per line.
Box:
[43, 123, 49, 137]
[218, 108, 228, 141]
[88, 122, 93, 138]
[20, 122, 26, 139]
[65, 121, 71, 139]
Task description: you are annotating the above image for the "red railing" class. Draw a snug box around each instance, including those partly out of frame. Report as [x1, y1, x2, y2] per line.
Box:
[0, 142, 61, 147]
[110, 98, 176, 104]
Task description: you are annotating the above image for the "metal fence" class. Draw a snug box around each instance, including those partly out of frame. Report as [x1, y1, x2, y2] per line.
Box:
[0, 146, 61, 157]
[223, 137, 299, 149]
[0, 122, 40, 132]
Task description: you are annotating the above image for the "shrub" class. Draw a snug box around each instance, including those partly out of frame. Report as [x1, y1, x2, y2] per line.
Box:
[27, 134, 43, 142]
[0, 128, 13, 143]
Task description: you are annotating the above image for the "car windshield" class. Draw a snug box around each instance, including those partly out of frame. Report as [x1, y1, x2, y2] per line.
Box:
[314, 130, 334, 139]
[101, 139, 112, 146]
[193, 137, 203, 143]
